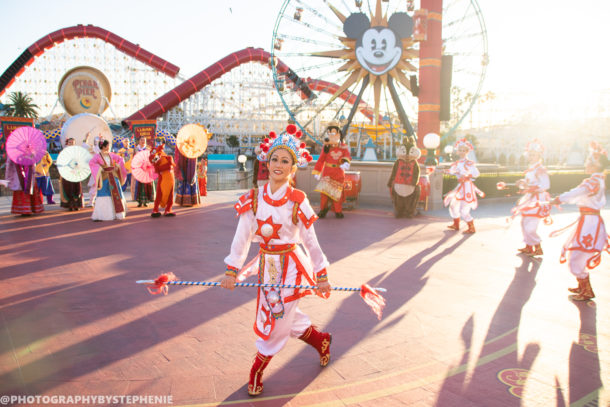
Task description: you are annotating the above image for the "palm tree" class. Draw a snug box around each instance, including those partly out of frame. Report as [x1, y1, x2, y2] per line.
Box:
[4, 91, 39, 118]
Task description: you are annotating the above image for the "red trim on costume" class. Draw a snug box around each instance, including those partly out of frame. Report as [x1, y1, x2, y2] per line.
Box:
[297, 209, 318, 229]
[262, 183, 291, 206]
[283, 251, 317, 302]
[234, 188, 255, 215]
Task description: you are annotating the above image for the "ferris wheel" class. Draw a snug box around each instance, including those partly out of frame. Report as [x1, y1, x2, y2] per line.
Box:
[271, 0, 488, 144]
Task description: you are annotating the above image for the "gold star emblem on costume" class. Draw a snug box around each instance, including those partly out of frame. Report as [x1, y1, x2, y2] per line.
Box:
[256, 216, 282, 245]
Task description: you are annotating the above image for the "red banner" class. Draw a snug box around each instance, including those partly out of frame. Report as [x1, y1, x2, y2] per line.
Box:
[1, 116, 34, 141]
[130, 120, 156, 148]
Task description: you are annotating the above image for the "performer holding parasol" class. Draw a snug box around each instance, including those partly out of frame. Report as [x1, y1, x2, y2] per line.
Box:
[511, 139, 551, 256]
[130, 137, 156, 207]
[117, 138, 133, 192]
[549, 141, 609, 301]
[3, 126, 46, 215]
[56, 138, 90, 211]
[35, 151, 56, 204]
[174, 124, 207, 207]
[220, 124, 335, 396]
[444, 138, 484, 233]
[89, 140, 127, 221]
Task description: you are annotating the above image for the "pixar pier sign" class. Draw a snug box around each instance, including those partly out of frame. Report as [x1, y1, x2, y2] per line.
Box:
[58, 66, 112, 115]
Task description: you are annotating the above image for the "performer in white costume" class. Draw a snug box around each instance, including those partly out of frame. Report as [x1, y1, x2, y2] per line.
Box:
[221, 124, 332, 396]
[512, 139, 551, 256]
[444, 138, 484, 233]
[550, 141, 609, 301]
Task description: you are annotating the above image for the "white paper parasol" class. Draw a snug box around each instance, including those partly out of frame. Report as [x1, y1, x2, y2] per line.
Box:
[60, 113, 113, 149]
[56, 146, 92, 182]
[130, 150, 158, 183]
[176, 124, 208, 158]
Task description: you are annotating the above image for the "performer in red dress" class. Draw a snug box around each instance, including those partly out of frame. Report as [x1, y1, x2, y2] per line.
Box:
[312, 124, 351, 218]
[4, 157, 44, 216]
[550, 142, 609, 301]
[252, 146, 269, 188]
[221, 124, 331, 397]
[197, 155, 208, 197]
[149, 144, 176, 217]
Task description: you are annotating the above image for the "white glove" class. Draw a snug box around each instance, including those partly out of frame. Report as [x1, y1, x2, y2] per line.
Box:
[0, 180, 8, 187]
[314, 173, 321, 181]
[340, 162, 350, 171]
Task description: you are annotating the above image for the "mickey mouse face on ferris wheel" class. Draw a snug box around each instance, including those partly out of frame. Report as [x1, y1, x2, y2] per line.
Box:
[344, 12, 413, 76]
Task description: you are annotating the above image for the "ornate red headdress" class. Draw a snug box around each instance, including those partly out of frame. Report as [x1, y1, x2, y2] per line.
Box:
[257, 124, 313, 168]
[525, 139, 544, 154]
[454, 138, 473, 151]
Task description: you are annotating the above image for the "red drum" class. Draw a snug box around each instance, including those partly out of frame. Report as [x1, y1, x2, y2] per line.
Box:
[343, 171, 362, 209]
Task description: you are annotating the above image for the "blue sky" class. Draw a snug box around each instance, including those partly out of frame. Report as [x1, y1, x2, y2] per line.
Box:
[1, 0, 609, 103]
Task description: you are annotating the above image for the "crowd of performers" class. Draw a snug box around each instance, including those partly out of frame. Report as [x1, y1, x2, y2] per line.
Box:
[1, 122, 608, 397]
[1, 136, 208, 221]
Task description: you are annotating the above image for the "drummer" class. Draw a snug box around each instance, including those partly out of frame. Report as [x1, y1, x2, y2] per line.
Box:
[58, 138, 85, 211]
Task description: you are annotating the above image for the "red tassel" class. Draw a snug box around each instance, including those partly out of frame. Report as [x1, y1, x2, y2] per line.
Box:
[147, 272, 177, 295]
[359, 284, 386, 320]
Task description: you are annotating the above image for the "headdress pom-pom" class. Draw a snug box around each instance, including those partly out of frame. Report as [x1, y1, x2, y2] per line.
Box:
[295, 130, 302, 138]
[286, 124, 297, 135]
[269, 131, 277, 139]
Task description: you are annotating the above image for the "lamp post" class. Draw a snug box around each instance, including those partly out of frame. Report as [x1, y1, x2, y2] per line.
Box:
[423, 132, 440, 167]
[444, 144, 454, 162]
[237, 154, 247, 171]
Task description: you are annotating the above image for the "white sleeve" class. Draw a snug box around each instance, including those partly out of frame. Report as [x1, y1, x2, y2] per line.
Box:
[297, 198, 330, 273]
[537, 172, 550, 190]
[224, 211, 256, 269]
[300, 222, 330, 274]
[559, 185, 588, 204]
[470, 163, 480, 179]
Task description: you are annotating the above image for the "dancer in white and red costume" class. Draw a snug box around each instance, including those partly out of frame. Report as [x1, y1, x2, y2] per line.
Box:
[444, 138, 484, 233]
[550, 142, 609, 301]
[513, 139, 551, 256]
[221, 124, 332, 397]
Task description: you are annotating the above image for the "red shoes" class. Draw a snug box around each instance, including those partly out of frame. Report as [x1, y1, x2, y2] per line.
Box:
[299, 325, 332, 367]
[248, 352, 273, 396]
[447, 218, 460, 231]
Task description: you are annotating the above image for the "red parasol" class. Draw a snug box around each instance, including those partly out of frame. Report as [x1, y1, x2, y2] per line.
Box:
[131, 149, 158, 183]
[6, 127, 47, 166]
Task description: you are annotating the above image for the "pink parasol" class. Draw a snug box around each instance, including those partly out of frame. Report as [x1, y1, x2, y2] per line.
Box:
[6, 127, 47, 166]
[131, 150, 158, 183]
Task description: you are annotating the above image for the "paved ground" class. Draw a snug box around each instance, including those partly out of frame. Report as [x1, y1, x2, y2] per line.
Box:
[0, 189, 609, 407]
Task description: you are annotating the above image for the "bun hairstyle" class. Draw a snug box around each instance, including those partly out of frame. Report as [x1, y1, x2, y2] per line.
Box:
[98, 139, 109, 150]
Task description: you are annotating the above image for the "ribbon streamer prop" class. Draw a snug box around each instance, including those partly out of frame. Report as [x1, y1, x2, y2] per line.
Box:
[137, 273, 387, 320]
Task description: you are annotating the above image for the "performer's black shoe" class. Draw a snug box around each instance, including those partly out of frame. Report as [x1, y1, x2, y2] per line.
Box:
[151, 212, 162, 218]
[318, 207, 329, 218]
[164, 212, 176, 217]
[137, 203, 142, 207]
[335, 212, 344, 219]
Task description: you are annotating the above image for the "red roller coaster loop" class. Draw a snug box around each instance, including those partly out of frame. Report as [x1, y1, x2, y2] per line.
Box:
[0, 24, 179, 97]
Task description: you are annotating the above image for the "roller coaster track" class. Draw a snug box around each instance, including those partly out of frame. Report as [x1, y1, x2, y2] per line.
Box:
[0, 24, 179, 98]
[0, 25, 375, 127]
